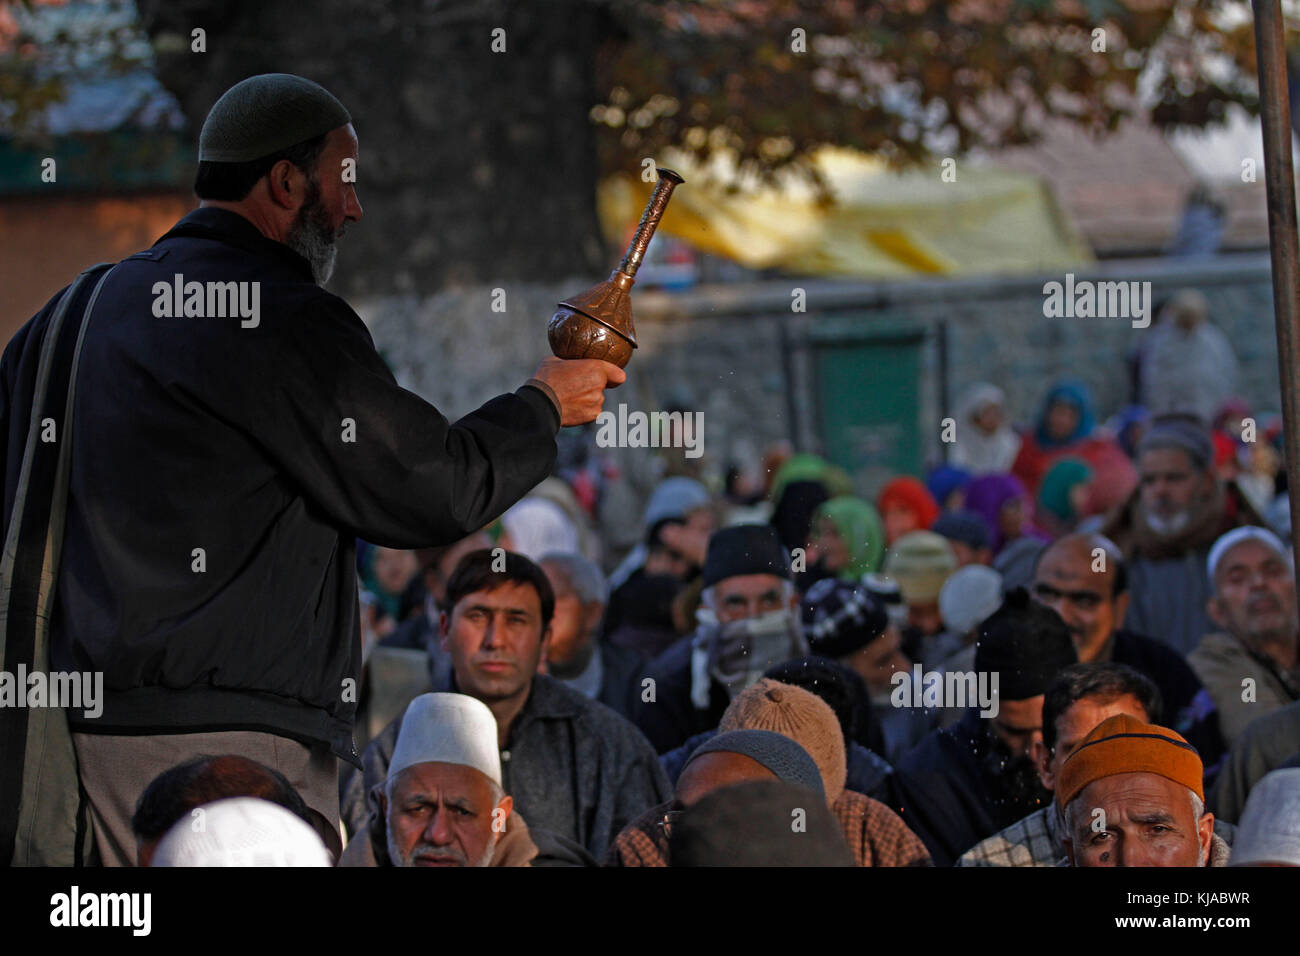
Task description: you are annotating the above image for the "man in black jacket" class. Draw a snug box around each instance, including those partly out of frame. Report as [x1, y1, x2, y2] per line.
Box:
[0, 73, 622, 865]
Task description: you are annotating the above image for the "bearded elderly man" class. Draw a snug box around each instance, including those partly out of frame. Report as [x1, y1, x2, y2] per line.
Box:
[1059, 714, 1229, 866]
[1102, 417, 1264, 657]
[631, 525, 809, 753]
[0, 73, 624, 866]
[958, 662, 1235, 866]
[340, 692, 590, 866]
[1190, 527, 1300, 745]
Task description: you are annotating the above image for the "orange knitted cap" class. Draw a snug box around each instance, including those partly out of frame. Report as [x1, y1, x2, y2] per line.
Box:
[1056, 714, 1204, 810]
[719, 678, 847, 804]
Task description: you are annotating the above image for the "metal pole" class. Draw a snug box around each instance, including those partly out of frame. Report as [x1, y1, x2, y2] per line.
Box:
[1252, 0, 1300, 565]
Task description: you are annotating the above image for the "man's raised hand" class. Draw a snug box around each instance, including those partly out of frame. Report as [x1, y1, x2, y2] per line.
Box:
[530, 356, 627, 427]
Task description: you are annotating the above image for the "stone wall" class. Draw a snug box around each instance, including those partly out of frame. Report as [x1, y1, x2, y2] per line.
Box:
[359, 252, 1281, 492]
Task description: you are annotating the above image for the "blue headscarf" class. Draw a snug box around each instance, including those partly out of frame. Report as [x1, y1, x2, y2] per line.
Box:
[1034, 380, 1096, 448]
[926, 465, 972, 509]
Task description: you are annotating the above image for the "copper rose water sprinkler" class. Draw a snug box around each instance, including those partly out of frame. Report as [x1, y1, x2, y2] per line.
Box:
[548, 167, 685, 368]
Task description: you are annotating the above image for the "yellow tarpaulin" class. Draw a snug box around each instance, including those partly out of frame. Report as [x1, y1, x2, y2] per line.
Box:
[598, 147, 1094, 278]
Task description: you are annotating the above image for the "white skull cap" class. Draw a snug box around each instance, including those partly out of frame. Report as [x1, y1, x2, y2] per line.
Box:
[389, 692, 502, 787]
[1207, 525, 1291, 582]
[151, 797, 330, 867]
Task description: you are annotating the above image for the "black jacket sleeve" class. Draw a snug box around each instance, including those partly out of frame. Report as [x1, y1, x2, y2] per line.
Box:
[224, 291, 559, 548]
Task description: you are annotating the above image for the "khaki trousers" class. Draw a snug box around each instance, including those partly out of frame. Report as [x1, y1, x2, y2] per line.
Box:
[71, 730, 338, 866]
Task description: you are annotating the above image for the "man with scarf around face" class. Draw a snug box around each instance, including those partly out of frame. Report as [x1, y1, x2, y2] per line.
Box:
[894, 588, 1078, 865]
[631, 525, 807, 753]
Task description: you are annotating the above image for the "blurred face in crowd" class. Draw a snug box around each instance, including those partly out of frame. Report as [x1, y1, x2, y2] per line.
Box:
[1032, 537, 1129, 661]
[1137, 447, 1215, 536]
[540, 563, 604, 678]
[883, 505, 921, 546]
[810, 515, 851, 574]
[711, 573, 794, 624]
[1032, 693, 1148, 791]
[373, 547, 418, 596]
[1208, 540, 1298, 660]
[675, 752, 774, 807]
[998, 497, 1026, 540]
[990, 695, 1044, 761]
[1046, 400, 1081, 443]
[382, 762, 510, 867]
[1066, 773, 1213, 868]
[973, 401, 1004, 436]
[907, 601, 943, 636]
[685, 505, 717, 538]
[441, 582, 549, 705]
[424, 532, 493, 606]
[949, 539, 993, 567]
[645, 520, 696, 580]
[843, 626, 911, 696]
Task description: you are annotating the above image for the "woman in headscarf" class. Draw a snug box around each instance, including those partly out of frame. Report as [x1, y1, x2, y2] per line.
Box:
[877, 476, 941, 545]
[949, 382, 1022, 475]
[926, 465, 971, 513]
[1011, 379, 1138, 512]
[1106, 404, 1151, 460]
[1036, 458, 1095, 536]
[768, 453, 856, 504]
[805, 496, 886, 584]
[963, 474, 1047, 556]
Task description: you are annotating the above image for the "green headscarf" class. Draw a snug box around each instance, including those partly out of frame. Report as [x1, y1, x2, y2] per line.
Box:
[770, 453, 855, 503]
[812, 496, 885, 579]
[1038, 458, 1094, 522]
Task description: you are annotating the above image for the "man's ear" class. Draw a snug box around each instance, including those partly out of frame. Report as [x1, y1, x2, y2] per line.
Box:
[1198, 811, 1215, 866]
[1062, 833, 1076, 867]
[493, 795, 514, 843]
[582, 600, 605, 635]
[1113, 591, 1130, 626]
[1031, 738, 1055, 790]
[265, 158, 307, 210]
[1206, 596, 1228, 631]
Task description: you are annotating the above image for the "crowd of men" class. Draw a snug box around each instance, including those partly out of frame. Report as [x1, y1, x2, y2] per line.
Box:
[131, 371, 1300, 867]
[8, 74, 1298, 869]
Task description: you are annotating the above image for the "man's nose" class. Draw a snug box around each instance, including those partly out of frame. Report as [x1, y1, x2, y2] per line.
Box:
[480, 617, 503, 648]
[425, 807, 453, 845]
[346, 187, 363, 223]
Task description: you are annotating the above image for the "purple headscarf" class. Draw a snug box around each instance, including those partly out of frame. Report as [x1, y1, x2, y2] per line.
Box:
[964, 474, 1046, 554]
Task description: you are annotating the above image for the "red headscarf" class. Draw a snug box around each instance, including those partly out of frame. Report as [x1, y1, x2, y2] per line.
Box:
[877, 477, 940, 531]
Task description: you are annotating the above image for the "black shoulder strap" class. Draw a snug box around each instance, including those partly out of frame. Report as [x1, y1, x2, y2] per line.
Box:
[0, 261, 115, 862]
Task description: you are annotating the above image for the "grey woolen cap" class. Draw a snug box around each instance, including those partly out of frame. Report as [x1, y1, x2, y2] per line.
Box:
[199, 73, 351, 163]
[685, 729, 825, 799]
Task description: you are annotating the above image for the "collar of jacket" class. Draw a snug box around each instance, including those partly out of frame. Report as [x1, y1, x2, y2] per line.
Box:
[437, 671, 586, 742]
[1200, 631, 1300, 698]
[156, 206, 316, 282]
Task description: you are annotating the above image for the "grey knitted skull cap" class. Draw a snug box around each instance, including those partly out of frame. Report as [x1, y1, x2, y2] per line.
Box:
[199, 73, 352, 163]
[684, 729, 825, 799]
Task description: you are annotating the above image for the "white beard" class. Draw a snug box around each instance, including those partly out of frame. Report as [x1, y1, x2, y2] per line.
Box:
[1145, 509, 1191, 537]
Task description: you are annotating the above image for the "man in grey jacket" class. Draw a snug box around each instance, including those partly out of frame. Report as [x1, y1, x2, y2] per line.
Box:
[343, 549, 669, 859]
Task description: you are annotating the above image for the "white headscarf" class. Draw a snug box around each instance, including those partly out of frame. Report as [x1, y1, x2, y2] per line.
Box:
[950, 382, 1021, 475]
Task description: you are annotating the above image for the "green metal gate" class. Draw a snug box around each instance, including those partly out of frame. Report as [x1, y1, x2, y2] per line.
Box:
[808, 317, 926, 497]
